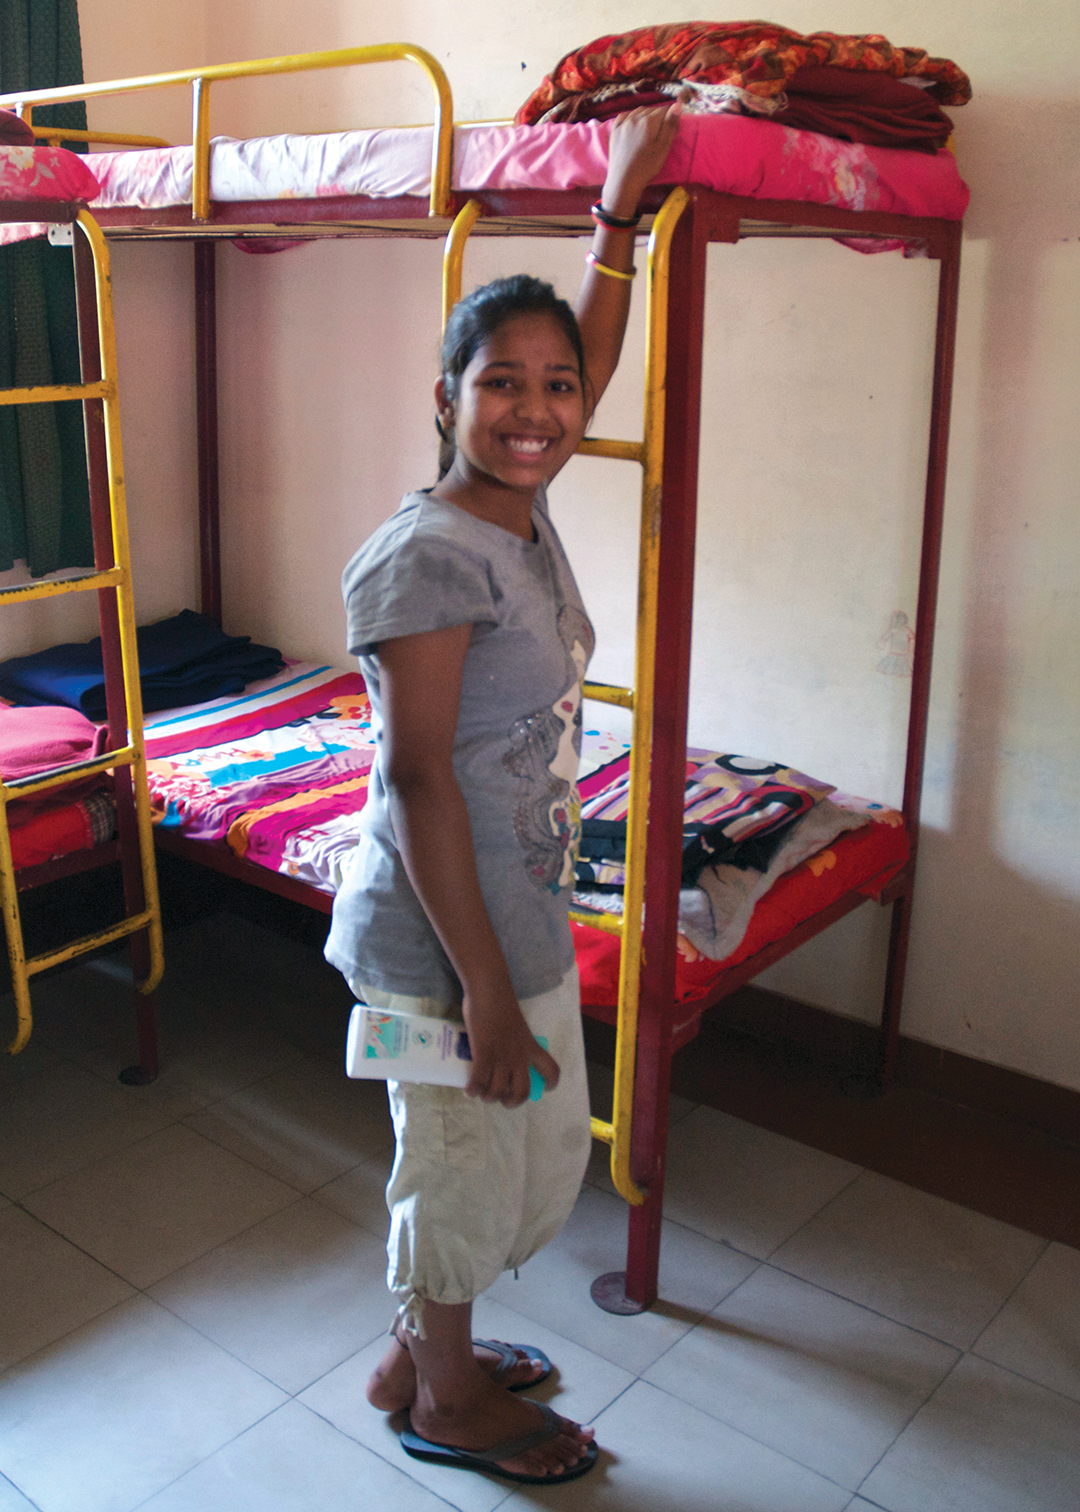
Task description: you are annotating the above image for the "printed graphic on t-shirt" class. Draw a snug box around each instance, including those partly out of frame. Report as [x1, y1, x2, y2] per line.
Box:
[503, 605, 594, 894]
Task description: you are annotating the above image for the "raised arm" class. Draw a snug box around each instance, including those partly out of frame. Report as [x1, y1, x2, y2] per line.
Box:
[575, 101, 683, 412]
[377, 624, 560, 1108]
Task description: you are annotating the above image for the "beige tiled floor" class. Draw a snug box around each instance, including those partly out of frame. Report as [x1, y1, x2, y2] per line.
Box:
[2, 915, 1079, 1512]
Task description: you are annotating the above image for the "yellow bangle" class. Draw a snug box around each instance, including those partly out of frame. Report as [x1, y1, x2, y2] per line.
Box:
[586, 251, 636, 282]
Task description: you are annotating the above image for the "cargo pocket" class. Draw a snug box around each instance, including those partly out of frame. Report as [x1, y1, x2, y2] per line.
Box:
[433, 1084, 491, 1170]
[392, 1081, 490, 1171]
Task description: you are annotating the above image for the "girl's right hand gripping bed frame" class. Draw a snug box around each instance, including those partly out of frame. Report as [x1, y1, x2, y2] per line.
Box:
[1, 33, 967, 1312]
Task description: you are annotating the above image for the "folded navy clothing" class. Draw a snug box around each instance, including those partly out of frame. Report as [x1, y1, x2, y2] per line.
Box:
[0, 610, 285, 720]
[576, 817, 797, 889]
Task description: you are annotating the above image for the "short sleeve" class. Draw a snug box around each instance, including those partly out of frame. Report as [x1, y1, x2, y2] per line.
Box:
[342, 529, 498, 657]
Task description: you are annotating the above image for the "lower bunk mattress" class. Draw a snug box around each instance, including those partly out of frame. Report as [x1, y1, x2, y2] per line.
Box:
[142, 662, 909, 1009]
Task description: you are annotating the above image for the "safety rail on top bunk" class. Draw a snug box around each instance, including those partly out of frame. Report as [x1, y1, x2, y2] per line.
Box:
[0, 207, 164, 1061]
[0, 44, 455, 221]
[444, 186, 690, 1210]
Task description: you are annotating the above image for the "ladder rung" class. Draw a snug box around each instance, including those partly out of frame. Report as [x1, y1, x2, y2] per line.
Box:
[591, 1116, 614, 1145]
[25, 910, 156, 978]
[583, 682, 634, 710]
[0, 566, 124, 605]
[569, 908, 624, 937]
[0, 379, 113, 407]
[576, 437, 644, 464]
[1, 746, 138, 803]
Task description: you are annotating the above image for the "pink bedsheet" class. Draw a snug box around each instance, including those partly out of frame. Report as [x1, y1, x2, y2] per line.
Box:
[0, 142, 101, 245]
[457, 113, 968, 221]
[80, 111, 965, 230]
[2, 113, 966, 248]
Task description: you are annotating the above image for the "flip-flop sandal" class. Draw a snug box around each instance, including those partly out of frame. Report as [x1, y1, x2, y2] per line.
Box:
[400, 1400, 598, 1485]
[474, 1337, 553, 1391]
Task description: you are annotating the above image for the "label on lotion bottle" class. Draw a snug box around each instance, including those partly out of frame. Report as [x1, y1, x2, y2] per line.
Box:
[345, 1004, 546, 1101]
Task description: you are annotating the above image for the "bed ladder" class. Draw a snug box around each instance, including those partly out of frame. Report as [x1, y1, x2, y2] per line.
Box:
[0, 207, 164, 1081]
[442, 189, 689, 1264]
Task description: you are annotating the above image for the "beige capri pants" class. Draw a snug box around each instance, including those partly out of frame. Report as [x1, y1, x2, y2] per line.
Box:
[352, 966, 591, 1336]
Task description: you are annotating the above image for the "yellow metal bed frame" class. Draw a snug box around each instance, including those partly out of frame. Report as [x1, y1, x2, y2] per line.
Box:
[0, 212, 164, 1065]
[5, 44, 454, 221]
[444, 190, 685, 1208]
[2, 45, 679, 1203]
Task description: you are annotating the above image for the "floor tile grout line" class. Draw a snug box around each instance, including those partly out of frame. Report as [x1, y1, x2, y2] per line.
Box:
[630, 1256, 769, 1378]
[758, 1256, 978, 1353]
[142, 1277, 396, 1400]
[635, 1262, 982, 1494]
[0, 1288, 150, 1390]
[633, 1374, 858, 1495]
[960, 1339, 1080, 1410]
[0, 1074, 195, 1202]
[3, 1193, 139, 1300]
[122, 1398, 300, 1512]
[965, 1233, 1053, 1354]
[14, 1180, 316, 1328]
[166, 1112, 343, 1198]
[297, 1396, 467, 1510]
[852, 1345, 970, 1498]
[0, 1467, 45, 1512]
[759, 1161, 867, 1264]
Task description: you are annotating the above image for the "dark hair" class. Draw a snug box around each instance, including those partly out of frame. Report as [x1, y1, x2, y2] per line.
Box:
[436, 274, 588, 479]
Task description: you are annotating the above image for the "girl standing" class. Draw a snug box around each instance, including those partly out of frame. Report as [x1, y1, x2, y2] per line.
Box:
[326, 104, 681, 1485]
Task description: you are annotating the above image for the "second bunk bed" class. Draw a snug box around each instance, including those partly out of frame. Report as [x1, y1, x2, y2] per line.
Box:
[0, 39, 965, 1310]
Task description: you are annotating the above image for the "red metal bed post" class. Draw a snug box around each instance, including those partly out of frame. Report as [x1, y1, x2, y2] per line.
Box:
[621, 199, 708, 1310]
[878, 223, 962, 1088]
[73, 226, 159, 1083]
[194, 241, 222, 625]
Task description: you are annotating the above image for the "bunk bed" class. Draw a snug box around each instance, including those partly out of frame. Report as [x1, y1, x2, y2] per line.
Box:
[0, 165, 163, 1083]
[0, 41, 964, 1311]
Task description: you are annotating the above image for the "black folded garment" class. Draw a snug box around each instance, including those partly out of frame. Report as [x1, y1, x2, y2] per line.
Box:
[0, 609, 285, 720]
[577, 811, 803, 890]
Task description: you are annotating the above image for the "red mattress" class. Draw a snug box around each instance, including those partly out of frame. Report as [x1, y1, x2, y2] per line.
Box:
[573, 813, 909, 1010]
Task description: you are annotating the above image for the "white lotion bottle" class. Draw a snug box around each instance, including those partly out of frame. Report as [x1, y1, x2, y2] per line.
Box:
[346, 1004, 546, 1100]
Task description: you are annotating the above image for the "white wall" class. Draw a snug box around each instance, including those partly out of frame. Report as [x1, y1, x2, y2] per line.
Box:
[56, 1, 1080, 1089]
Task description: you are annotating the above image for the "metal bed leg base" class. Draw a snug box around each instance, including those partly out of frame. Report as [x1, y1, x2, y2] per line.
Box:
[590, 1271, 650, 1315]
[118, 991, 160, 1084]
[118, 931, 160, 1084]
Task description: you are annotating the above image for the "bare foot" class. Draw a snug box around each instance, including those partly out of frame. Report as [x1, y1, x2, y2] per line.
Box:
[409, 1374, 595, 1479]
[366, 1332, 546, 1413]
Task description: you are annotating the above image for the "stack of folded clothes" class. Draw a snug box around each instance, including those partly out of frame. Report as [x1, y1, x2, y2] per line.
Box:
[0, 609, 284, 720]
[517, 20, 970, 152]
[572, 742, 871, 960]
[0, 704, 115, 869]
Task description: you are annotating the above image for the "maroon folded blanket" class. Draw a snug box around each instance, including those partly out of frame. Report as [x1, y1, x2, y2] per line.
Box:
[0, 109, 37, 147]
[772, 66, 954, 151]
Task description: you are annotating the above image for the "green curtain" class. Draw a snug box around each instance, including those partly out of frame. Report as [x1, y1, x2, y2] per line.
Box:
[0, 0, 92, 577]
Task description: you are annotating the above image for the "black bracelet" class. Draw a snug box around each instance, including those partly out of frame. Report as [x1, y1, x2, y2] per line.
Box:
[590, 200, 641, 230]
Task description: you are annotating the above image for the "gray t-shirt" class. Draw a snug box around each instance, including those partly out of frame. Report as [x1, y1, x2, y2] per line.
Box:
[324, 488, 594, 1002]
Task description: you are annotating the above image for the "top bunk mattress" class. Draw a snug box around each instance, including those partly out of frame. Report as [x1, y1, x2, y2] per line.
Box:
[79, 111, 967, 224]
[1, 112, 968, 250]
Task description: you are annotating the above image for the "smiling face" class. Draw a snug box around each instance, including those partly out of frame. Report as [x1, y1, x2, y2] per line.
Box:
[435, 312, 588, 509]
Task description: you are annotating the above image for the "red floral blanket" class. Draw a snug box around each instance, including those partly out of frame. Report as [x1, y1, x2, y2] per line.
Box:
[517, 21, 971, 125]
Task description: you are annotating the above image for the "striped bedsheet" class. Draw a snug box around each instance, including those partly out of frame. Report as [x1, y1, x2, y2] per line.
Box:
[143, 662, 375, 894]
